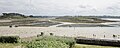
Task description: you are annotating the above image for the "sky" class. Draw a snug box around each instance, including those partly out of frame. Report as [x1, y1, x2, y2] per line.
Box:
[0, 0, 120, 16]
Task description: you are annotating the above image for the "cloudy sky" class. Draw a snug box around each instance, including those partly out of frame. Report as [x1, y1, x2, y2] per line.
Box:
[0, 0, 120, 16]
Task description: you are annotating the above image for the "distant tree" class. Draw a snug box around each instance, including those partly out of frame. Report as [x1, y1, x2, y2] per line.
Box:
[29, 15, 33, 17]
[2, 13, 8, 16]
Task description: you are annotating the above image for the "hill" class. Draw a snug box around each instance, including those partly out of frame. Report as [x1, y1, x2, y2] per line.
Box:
[0, 13, 28, 19]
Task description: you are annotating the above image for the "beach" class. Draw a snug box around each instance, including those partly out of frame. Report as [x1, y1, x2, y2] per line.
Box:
[0, 26, 119, 39]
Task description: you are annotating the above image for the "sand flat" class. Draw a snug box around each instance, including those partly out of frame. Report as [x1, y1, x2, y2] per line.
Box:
[0, 26, 120, 39]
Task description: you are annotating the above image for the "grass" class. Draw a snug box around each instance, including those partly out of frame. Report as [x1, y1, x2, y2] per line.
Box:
[0, 36, 22, 48]
[0, 36, 120, 48]
[73, 44, 120, 48]
[0, 43, 20, 48]
[0, 15, 28, 19]
[25, 36, 75, 48]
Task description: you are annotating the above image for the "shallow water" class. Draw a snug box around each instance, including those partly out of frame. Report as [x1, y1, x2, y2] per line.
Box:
[101, 18, 120, 21]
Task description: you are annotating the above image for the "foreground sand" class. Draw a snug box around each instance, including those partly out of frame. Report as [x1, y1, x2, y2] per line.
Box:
[0, 26, 120, 39]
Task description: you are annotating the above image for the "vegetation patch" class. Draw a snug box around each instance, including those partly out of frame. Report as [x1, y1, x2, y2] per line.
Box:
[26, 36, 75, 48]
[0, 36, 20, 43]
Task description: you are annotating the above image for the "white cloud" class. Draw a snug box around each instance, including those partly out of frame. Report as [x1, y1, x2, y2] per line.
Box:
[0, 0, 120, 16]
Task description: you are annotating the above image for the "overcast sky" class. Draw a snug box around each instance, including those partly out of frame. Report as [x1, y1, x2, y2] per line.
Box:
[0, 0, 120, 16]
